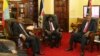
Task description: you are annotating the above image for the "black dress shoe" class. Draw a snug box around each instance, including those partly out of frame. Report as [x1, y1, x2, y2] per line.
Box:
[80, 52, 84, 56]
[50, 45, 55, 48]
[65, 48, 73, 51]
[36, 52, 44, 55]
[55, 44, 60, 48]
[55, 45, 59, 48]
[38, 53, 44, 55]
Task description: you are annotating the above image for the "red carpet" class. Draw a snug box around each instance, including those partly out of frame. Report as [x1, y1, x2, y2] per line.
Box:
[41, 32, 100, 56]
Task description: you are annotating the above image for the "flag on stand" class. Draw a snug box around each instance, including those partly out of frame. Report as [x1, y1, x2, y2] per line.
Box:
[38, 0, 44, 28]
[87, 0, 92, 16]
[2, 0, 10, 38]
[40, 0, 44, 16]
[2, 0, 10, 28]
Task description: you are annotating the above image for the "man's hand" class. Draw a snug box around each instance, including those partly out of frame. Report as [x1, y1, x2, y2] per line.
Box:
[19, 34, 26, 40]
[47, 31, 52, 35]
[84, 31, 90, 37]
[29, 31, 34, 36]
[56, 28, 59, 32]
[11, 49, 17, 54]
[45, 30, 52, 35]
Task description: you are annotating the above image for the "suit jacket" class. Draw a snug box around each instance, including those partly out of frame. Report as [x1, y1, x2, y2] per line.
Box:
[10, 21, 28, 37]
[78, 18, 97, 34]
[43, 19, 59, 32]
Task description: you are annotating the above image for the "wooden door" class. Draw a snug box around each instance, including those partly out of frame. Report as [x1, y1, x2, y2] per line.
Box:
[33, 0, 38, 23]
[54, 0, 69, 32]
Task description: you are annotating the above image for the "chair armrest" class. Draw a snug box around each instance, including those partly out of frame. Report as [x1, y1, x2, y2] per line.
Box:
[89, 31, 100, 43]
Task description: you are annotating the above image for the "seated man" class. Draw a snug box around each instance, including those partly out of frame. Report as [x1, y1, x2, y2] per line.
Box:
[66, 15, 97, 56]
[43, 15, 61, 48]
[10, 17, 42, 56]
[0, 39, 17, 54]
[19, 33, 42, 56]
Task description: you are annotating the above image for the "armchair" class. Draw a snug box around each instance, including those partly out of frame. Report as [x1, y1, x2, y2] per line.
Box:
[0, 20, 17, 55]
[5, 19, 16, 39]
[89, 18, 100, 51]
[42, 14, 62, 47]
[70, 18, 84, 33]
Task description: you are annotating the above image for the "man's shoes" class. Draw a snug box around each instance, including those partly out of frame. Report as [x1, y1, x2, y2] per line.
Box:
[65, 48, 73, 51]
[80, 52, 84, 56]
[50, 45, 54, 48]
[55, 45, 59, 48]
[55, 44, 60, 48]
[36, 52, 44, 55]
[38, 52, 44, 55]
[35, 54, 39, 56]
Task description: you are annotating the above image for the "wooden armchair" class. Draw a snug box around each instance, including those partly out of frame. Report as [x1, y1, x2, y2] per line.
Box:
[89, 18, 100, 51]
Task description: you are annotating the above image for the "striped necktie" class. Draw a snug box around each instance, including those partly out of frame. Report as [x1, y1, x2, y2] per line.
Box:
[83, 21, 89, 33]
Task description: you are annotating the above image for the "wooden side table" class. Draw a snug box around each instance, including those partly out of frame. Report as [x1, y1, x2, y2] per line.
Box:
[32, 28, 42, 38]
[26, 26, 43, 40]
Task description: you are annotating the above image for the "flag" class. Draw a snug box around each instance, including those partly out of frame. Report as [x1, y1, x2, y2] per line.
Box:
[38, 0, 44, 28]
[2, 0, 10, 38]
[87, 0, 92, 16]
[2, 0, 10, 28]
[40, 0, 44, 16]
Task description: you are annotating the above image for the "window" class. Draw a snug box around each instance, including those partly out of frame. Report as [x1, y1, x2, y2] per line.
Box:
[83, 5, 100, 18]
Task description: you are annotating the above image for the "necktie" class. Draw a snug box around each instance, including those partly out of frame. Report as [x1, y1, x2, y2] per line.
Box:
[49, 21, 55, 31]
[83, 22, 89, 33]
[19, 23, 29, 37]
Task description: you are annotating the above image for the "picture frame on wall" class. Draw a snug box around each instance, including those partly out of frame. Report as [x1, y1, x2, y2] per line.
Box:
[83, 5, 100, 18]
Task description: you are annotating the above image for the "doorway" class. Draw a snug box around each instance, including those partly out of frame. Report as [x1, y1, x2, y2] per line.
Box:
[54, 0, 69, 32]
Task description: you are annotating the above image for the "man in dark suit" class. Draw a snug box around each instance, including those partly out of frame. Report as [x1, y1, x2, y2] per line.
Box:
[66, 15, 97, 56]
[10, 17, 42, 56]
[43, 15, 61, 48]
